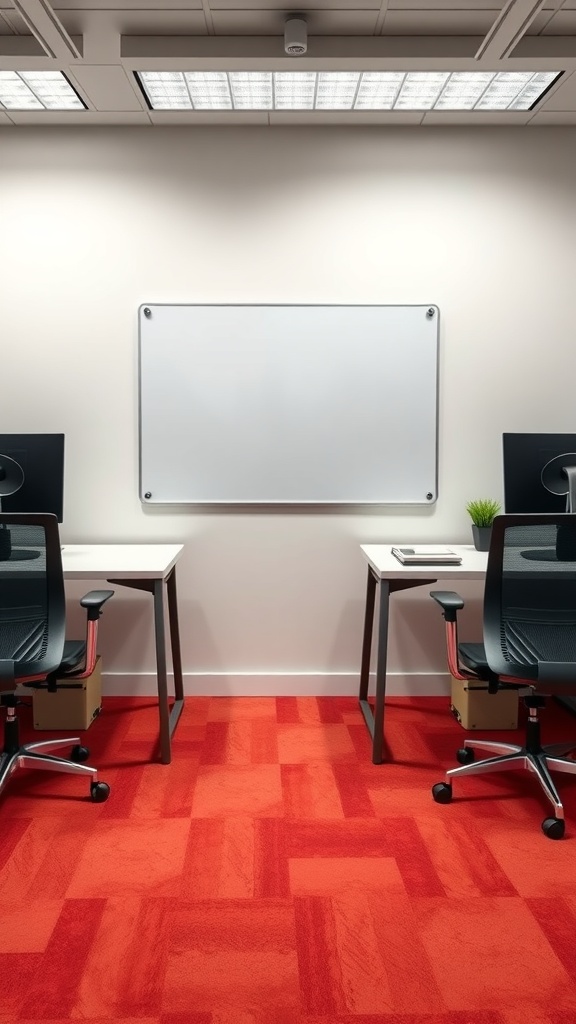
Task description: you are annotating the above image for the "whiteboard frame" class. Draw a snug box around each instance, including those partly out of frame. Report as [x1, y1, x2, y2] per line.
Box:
[138, 303, 440, 507]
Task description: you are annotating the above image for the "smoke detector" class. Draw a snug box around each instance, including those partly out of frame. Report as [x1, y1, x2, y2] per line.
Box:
[284, 15, 307, 55]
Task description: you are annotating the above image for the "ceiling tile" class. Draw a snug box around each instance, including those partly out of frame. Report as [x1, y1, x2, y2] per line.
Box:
[525, 10, 556, 32]
[6, 109, 151, 124]
[423, 109, 531, 122]
[210, 0, 382, 6]
[0, 11, 28, 33]
[540, 10, 576, 33]
[269, 109, 424, 123]
[529, 110, 576, 122]
[389, 0, 501, 8]
[59, 10, 208, 35]
[210, 9, 380, 34]
[382, 9, 496, 32]
[148, 109, 269, 123]
[53, 1, 202, 6]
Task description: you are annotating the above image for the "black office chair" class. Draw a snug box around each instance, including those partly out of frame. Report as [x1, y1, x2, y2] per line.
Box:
[431, 514, 576, 839]
[0, 513, 112, 803]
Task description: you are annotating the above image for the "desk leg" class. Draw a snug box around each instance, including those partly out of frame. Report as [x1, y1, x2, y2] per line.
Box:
[153, 579, 172, 765]
[358, 573, 390, 765]
[153, 573, 185, 765]
[108, 573, 185, 765]
[372, 580, 391, 764]
[359, 567, 376, 705]
[166, 566, 184, 739]
[358, 574, 436, 765]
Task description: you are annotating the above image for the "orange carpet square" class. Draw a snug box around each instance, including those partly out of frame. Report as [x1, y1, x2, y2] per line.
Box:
[191, 764, 283, 817]
[277, 723, 357, 763]
[288, 856, 405, 895]
[162, 900, 299, 1015]
[416, 896, 576, 1013]
[65, 819, 190, 897]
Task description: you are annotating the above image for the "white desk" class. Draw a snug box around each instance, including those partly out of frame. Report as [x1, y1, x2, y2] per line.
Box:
[359, 544, 488, 764]
[62, 544, 184, 764]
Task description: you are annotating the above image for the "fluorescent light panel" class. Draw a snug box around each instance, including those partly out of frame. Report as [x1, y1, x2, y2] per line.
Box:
[138, 70, 559, 112]
[0, 71, 84, 110]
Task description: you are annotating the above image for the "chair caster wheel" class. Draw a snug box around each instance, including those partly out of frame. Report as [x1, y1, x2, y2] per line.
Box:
[432, 782, 452, 804]
[71, 744, 90, 762]
[542, 816, 565, 840]
[90, 782, 110, 803]
[456, 747, 475, 765]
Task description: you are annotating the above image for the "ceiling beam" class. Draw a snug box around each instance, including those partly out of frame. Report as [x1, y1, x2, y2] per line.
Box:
[120, 34, 572, 70]
[200, 0, 216, 36]
[0, 9, 21, 34]
[475, 0, 549, 61]
[10, 0, 81, 60]
[374, 0, 390, 35]
[121, 35, 483, 61]
[79, 16, 121, 64]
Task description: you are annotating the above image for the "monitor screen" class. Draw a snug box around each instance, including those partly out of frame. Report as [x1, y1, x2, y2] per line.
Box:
[503, 433, 576, 514]
[0, 434, 65, 522]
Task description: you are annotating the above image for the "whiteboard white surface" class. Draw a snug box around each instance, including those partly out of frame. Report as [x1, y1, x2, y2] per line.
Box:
[138, 304, 439, 505]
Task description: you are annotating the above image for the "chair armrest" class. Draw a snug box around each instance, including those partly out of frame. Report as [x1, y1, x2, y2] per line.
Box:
[430, 590, 465, 622]
[80, 590, 114, 621]
[62, 590, 114, 680]
[430, 590, 474, 682]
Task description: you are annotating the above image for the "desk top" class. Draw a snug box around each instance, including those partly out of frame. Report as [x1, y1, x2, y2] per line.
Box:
[361, 544, 488, 580]
[61, 544, 184, 580]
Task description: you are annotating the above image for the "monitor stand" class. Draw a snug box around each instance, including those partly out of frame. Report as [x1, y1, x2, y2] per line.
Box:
[5, 549, 41, 561]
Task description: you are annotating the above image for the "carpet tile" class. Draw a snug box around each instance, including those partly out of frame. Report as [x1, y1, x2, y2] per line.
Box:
[1, 694, 576, 1021]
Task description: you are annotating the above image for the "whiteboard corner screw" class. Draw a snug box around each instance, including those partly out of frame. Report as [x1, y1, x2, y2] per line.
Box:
[143, 307, 152, 318]
[426, 308, 435, 319]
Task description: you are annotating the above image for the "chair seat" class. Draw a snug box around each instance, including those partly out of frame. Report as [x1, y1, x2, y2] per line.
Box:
[458, 642, 489, 674]
[59, 640, 86, 673]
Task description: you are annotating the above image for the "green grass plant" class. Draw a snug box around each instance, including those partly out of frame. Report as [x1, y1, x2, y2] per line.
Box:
[466, 498, 502, 527]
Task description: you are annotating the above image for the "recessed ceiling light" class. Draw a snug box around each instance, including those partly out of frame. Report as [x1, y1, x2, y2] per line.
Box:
[230, 72, 272, 110]
[139, 71, 190, 109]
[185, 71, 232, 110]
[274, 72, 316, 110]
[0, 71, 84, 111]
[136, 70, 561, 113]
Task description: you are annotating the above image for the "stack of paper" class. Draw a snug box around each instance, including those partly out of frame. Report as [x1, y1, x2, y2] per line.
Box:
[391, 546, 462, 565]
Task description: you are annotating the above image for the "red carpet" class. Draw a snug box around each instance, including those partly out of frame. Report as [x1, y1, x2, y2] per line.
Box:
[2, 694, 576, 1022]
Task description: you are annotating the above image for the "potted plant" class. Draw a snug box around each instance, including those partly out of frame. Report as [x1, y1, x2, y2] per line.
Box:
[466, 498, 502, 551]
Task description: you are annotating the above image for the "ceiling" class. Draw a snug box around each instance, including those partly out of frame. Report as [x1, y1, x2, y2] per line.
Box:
[1, 0, 576, 126]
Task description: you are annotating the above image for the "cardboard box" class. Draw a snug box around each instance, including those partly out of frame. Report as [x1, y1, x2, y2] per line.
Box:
[450, 674, 518, 730]
[33, 656, 102, 731]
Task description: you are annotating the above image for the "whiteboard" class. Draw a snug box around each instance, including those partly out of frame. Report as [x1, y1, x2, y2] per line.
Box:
[138, 304, 439, 505]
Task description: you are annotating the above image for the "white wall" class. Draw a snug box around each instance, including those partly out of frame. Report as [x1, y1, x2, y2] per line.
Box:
[2, 125, 576, 696]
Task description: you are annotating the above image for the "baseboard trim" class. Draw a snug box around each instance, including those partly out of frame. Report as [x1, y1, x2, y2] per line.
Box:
[101, 672, 451, 698]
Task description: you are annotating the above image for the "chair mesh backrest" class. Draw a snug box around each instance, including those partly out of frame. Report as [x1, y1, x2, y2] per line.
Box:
[0, 517, 65, 684]
[484, 516, 576, 686]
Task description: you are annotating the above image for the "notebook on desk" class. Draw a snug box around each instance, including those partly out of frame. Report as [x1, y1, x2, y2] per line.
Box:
[391, 545, 462, 565]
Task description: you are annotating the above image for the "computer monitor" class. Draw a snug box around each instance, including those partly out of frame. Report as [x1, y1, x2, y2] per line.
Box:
[0, 433, 64, 520]
[503, 433, 576, 513]
[0, 434, 64, 561]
